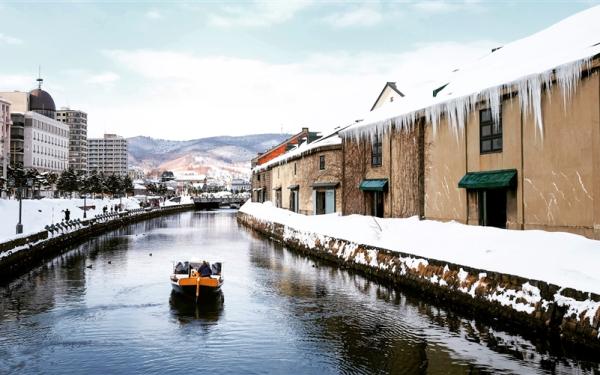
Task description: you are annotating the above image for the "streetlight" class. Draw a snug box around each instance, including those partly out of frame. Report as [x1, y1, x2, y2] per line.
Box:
[83, 193, 87, 218]
[14, 176, 22, 234]
[15, 177, 32, 234]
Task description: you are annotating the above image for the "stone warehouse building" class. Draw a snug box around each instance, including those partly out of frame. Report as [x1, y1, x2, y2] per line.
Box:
[340, 7, 600, 239]
[251, 128, 319, 203]
[342, 84, 424, 219]
[249, 8, 600, 240]
[251, 128, 345, 214]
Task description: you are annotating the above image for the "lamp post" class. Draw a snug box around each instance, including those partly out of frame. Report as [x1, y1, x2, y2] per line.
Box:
[83, 193, 87, 218]
[15, 177, 32, 234]
[16, 185, 23, 234]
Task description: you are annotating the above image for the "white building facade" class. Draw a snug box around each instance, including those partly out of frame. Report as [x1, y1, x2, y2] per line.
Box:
[1, 83, 69, 173]
[231, 178, 251, 193]
[0, 98, 11, 179]
[88, 134, 128, 176]
[25, 111, 69, 171]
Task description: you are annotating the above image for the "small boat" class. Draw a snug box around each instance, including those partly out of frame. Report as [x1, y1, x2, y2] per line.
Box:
[170, 261, 223, 300]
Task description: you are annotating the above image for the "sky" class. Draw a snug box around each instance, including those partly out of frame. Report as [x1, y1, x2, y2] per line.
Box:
[0, 0, 598, 140]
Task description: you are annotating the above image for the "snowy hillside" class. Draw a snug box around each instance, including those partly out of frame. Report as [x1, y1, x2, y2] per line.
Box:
[128, 133, 290, 176]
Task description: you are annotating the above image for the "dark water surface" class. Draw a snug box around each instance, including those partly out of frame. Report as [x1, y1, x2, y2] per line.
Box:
[1, 211, 599, 375]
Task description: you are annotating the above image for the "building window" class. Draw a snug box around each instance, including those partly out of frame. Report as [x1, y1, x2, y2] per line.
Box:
[319, 155, 325, 170]
[371, 134, 382, 166]
[294, 163, 297, 175]
[480, 108, 502, 153]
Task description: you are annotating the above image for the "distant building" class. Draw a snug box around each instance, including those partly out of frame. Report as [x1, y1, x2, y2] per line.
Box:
[128, 166, 145, 180]
[88, 134, 128, 176]
[160, 170, 175, 182]
[132, 179, 147, 196]
[231, 178, 250, 193]
[1, 80, 70, 173]
[0, 98, 11, 179]
[56, 108, 87, 174]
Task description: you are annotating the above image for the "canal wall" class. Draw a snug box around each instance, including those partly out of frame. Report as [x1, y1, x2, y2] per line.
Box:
[0, 204, 194, 283]
[237, 211, 600, 351]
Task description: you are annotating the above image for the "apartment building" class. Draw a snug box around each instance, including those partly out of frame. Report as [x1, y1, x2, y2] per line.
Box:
[88, 134, 128, 176]
[56, 108, 87, 173]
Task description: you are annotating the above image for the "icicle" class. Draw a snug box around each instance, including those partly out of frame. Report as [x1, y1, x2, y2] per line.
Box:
[485, 87, 502, 131]
[556, 58, 589, 110]
[340, 57, 591, 145]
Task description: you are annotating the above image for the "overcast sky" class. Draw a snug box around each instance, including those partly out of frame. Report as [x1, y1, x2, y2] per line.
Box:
[0, 0, 598, 140]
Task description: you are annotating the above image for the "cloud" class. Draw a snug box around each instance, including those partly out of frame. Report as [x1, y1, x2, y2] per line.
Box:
[145, 9, 162, 20]
[96, 41, 495, 139]
[323, 5, 384, 28]
[0, 33, 23, 45]
[0, 74, 33, 90]
[85, 72, 120, 85]
[412, 0, 484, 13]
[207, 0, 312, 28]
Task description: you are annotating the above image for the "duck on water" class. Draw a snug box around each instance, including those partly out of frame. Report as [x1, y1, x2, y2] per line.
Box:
[170, 261, 224, 300]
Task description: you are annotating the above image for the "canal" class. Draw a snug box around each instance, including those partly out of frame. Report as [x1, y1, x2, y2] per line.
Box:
[1, 210, 598, 374]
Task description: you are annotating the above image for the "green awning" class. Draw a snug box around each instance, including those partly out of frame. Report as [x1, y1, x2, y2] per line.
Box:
[458, 169, 517, 189]
[359, 179, 388, 192]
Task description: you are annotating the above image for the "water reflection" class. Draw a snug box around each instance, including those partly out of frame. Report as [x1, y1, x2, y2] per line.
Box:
[169, 291, 224, 325]
[0, 211, 598, 375]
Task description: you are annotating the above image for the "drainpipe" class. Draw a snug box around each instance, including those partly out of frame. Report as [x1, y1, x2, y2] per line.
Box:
[389, 129, 393, 217]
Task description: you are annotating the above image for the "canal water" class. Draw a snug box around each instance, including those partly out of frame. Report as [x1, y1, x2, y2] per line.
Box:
[1, 211, 598, 375]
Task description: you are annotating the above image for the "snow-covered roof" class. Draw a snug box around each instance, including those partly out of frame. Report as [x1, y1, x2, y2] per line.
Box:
[253, 125, 347, 173]
[342, 6, 600, 140]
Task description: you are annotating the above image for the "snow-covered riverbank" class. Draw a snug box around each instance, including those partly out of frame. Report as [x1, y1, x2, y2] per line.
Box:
[0, 197, 142, 242]
[240, 202, 600, 295]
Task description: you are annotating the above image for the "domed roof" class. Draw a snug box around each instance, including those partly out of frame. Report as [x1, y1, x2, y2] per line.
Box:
[29, 88, 56, 112]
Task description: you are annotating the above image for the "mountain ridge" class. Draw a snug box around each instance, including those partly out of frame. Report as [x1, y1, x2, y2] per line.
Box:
[127, 133, 291, 178]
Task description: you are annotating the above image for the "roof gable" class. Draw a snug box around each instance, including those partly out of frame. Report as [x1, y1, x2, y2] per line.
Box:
[370, 82, 405, 111]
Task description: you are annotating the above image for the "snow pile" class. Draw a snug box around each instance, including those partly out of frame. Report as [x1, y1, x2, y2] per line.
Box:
[240, 202, 600, 295]
[0, 197, 141, 242]
[342, 5, 600, 140]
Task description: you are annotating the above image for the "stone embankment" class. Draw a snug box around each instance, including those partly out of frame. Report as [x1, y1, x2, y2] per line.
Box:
[0, 204, 194, 282]
[237, 211, 600, 351]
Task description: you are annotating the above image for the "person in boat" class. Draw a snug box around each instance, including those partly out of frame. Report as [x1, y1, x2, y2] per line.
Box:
[174, 262, 186, 274]
[198, 261, 212, 277]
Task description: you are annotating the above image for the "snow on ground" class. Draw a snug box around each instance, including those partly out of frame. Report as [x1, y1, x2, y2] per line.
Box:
[0, 197, 141, 242]
[161, 195, 194, 207]
[241, 202, 600, 295]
